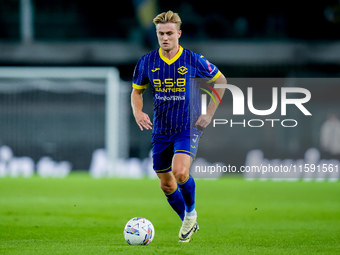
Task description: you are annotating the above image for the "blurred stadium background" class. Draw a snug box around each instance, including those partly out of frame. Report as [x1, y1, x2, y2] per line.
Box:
[0, 0, 340, 178]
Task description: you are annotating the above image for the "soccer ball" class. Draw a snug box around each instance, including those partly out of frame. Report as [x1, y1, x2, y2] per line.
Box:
[123, 217, 155, 245]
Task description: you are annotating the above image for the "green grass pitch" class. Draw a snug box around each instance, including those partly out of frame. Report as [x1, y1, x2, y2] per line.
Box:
[1, 173, 339, 254]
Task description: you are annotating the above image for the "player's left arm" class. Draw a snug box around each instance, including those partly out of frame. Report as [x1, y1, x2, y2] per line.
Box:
[195, 73, 226, 129]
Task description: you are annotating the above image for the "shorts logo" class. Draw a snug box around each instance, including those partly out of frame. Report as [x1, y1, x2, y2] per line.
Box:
[192, 134, 199, 143]
[178, 66, 188, 75]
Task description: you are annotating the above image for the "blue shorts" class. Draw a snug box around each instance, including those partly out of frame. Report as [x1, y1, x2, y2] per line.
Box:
[151, 128, 203, 173]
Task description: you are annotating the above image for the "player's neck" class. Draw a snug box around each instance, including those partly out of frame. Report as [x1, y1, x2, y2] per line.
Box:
[161, 45, 180, 60]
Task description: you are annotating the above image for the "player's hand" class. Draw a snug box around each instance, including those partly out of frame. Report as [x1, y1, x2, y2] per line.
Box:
[195, 114, 212, 129]
[134, 111, 153, 131]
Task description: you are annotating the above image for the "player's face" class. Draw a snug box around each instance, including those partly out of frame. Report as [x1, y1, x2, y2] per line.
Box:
[156, 23, 181, 52]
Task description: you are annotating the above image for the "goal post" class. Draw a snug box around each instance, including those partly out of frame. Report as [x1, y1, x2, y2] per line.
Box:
[106, 68, 121, 175]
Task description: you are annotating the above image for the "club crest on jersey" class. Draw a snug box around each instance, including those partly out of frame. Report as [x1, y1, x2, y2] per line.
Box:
[177, 66, 188, 75]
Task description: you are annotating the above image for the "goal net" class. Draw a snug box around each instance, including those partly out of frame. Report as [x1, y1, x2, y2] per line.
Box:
[0, 67, 129, 173]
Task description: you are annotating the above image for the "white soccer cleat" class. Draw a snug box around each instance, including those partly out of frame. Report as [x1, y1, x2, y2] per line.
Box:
[178, 215, 199, 242]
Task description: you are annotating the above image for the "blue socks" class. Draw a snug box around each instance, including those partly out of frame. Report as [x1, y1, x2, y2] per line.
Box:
[178, 174, 196, 214]
[165, 175, 196, 221]
[165, 187, 185, 221]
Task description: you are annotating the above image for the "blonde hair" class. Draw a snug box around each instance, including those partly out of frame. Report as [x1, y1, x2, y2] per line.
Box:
[153, 10, 182, 30]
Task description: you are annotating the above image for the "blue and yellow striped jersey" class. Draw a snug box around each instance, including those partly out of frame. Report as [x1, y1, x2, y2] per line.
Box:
[133, 45, 221, 135]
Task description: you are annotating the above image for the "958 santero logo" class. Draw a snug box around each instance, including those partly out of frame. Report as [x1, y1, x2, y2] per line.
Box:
[153, 78, 186, 92]
[201, 83, 312, 128]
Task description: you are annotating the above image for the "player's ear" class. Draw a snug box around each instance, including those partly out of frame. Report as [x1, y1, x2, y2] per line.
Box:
[178, 30, 182, 38]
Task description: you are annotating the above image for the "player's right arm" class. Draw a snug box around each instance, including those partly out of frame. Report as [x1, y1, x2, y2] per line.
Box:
[131, 55, 152, 131]
[131, 88, 152, 131]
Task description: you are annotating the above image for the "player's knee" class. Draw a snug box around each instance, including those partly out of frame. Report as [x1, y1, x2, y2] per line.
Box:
[160, 181, 176, 194]
[173, 168, 189, 183]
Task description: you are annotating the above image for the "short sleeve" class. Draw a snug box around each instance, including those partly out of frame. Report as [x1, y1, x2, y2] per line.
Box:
[132, 56, 150, 89]
[196, 55, 221, 83]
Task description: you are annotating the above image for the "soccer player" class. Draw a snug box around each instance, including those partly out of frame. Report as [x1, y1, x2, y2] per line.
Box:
[131, 10, 227, 242]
